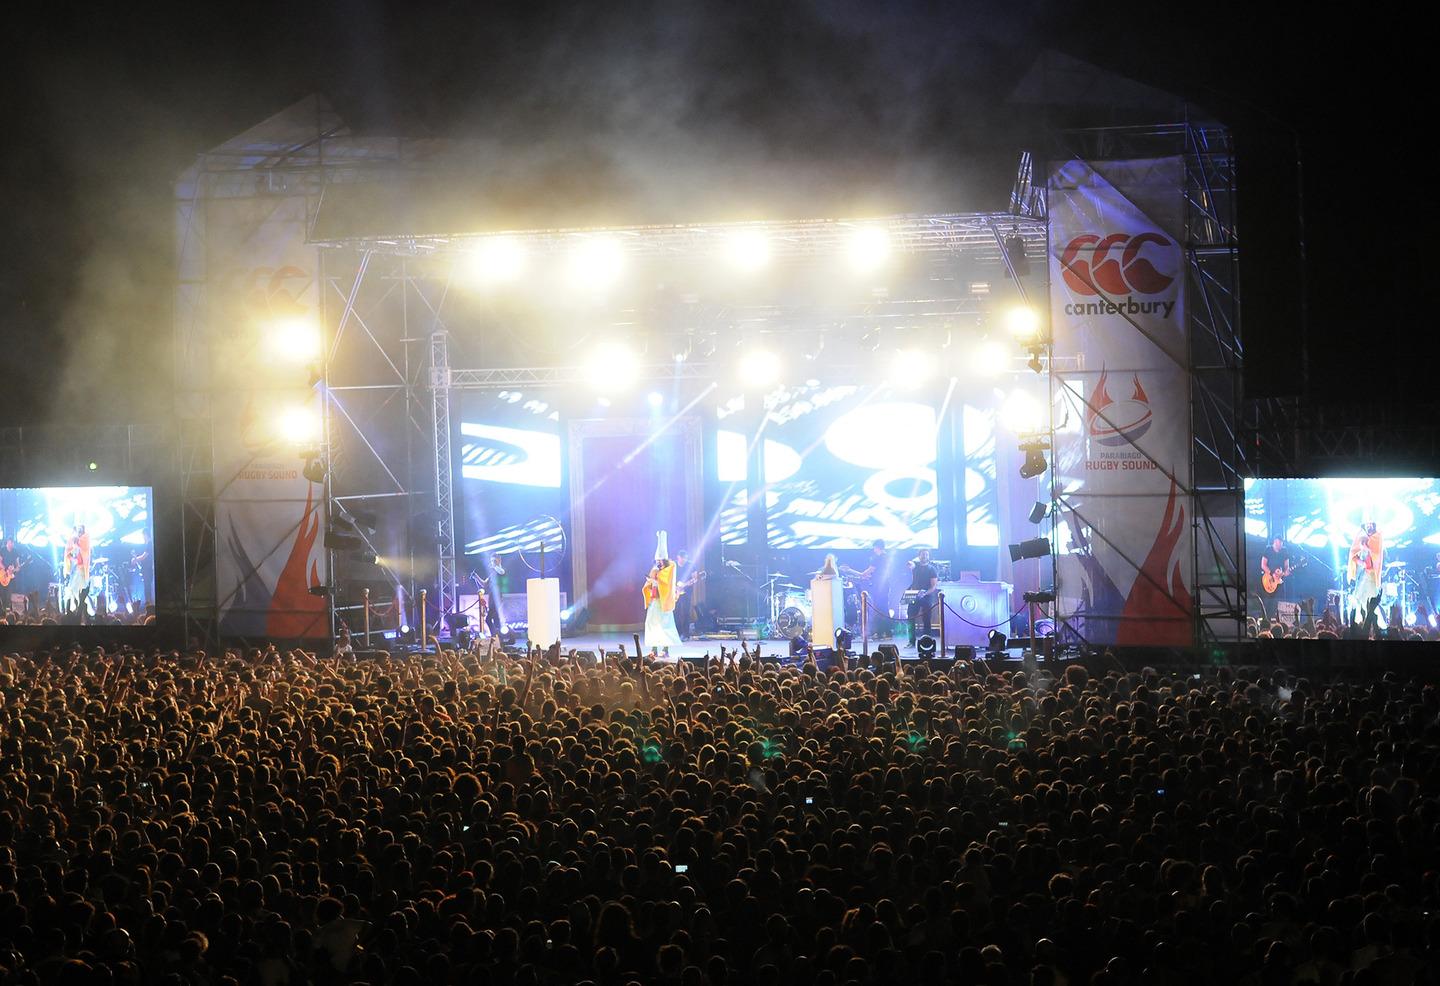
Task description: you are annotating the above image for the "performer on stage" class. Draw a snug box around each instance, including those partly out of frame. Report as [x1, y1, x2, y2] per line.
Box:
[642, 531, 683, 654]
[1347, 521, 1383, 627]
[62, 524, 92, 616]
[0, 535, 25, 614]
[472, 552, 506, 638]
[905, 547, 940, 644]
[673, 548, 700, 640]
[1259, 536, 1295, 603]
[843, 539, 894, 636]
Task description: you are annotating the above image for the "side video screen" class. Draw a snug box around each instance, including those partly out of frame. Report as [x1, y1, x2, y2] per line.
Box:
[0, 485, 155, 623]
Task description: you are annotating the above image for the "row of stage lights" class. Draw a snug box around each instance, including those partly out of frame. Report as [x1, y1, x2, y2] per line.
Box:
[580, 304, 1045, 395]
[257, 300, 1048, 449]
[458, 224, 900, 289]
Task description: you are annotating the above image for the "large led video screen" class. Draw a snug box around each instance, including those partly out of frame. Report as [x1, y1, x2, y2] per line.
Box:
[457, 390, 567, 575]
[1244, 477, 1440, 637]
[0, 485, 156, 622]
[715, 384, 942, 550]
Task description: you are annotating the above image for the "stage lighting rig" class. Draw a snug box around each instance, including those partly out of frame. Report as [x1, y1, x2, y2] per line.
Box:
[461, 235, 527, 285]
[1006, 305, 1041, 340]
[266, 315, 322, 363]
[889, 347, 931, 388]
[1008, 537, 1051, 563]
[1018, 435, 1050, 479]
[724, 228, 772, 272]
[567, 236, 624, 289]
[1027, 501, 1050, 524]
[274, 405, 322, 446]
[846, 226, 891, 273]
[738, 346, 781, 388]
[1001, 390, 1044, 433]
[583, 340, 640, 393]
[975, 339, 1009, 377]
[1003, 232, 1031, 277]
[302, 455, 326, 485]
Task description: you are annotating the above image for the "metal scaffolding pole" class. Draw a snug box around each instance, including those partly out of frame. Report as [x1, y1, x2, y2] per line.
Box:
[430, 331, 457, 621]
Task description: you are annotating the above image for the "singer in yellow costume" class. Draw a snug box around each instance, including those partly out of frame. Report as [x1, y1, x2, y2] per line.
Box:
[642, 530, 683, 654]
[1347, 520, 1383, 625]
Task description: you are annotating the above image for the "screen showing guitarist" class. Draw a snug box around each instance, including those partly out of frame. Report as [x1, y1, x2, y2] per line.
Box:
[1, 535, 26, 613]
[1259, 536, 1295, 602]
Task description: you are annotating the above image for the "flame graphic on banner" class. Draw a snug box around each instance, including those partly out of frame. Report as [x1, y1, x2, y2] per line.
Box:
[1116, 480, 1192, 645]
[1088, 367, 1153, 447]
[265, 485, 327, 637]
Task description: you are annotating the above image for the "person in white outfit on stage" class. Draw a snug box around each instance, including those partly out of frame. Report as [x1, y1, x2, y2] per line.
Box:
[643, 530, 684, 655]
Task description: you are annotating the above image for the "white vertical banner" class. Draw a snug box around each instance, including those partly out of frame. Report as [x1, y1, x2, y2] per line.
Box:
[1049, 157, 1192, 646]
[209, 195, 329, 638]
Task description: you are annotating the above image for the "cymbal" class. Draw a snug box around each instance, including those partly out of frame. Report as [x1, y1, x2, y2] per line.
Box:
[1386, 560, 1407, 568]
[776, 582, 801, 590]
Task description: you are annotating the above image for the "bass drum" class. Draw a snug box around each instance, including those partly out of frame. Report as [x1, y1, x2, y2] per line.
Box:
[775, 606, 809, 640]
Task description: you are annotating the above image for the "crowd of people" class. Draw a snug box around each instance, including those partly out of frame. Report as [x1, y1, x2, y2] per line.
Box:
[0, 639, 1437, 986]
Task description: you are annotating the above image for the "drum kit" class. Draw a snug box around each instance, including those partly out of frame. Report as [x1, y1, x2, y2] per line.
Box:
[50, 556, 138, 618]
[761, 571, 864, 640]
[764, 573, 810, 640]
[1379, 561, 1422, 625]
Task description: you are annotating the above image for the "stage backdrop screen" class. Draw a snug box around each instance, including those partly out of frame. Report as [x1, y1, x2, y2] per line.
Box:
[716, 384, 940, 550]
[457, 390, 567, 575]
[1244, 477, 1440, 636]
[0, 485, 156, 619]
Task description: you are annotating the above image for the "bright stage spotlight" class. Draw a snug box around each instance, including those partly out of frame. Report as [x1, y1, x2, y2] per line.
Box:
[724, 228, 771, 272]
[583, 340, 639, 393]
[647, 391, 665, 409]
[974, 339, 1010, 377]
[567, 236, 625, 289]
[461, 235, 527, 284]
[738, 347, 782, 388]
[889, 347, 932, 387]
[1006, 305, 1041, 340]
[266, 315, 322, 363]
[846, 226, 891, 273]
[1001, 390, 1044, 432]
[274, 404, 321, 445]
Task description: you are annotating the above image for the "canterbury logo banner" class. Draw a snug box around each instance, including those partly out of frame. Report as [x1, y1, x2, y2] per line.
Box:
[1059, 232, 1176, 296]
[1048, 157, 1192, 647]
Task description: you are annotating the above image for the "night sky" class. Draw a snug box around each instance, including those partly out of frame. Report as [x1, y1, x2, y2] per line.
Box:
[3, 1, 1425, 431]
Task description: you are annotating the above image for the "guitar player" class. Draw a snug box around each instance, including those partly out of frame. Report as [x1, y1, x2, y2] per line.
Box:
[673, 549, 705, 639]
[1259, 536, 1296, 606]
[1, 535, 26, 613]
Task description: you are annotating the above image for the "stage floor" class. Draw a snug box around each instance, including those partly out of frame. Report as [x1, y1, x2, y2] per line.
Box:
[533, 631, 1019, 662]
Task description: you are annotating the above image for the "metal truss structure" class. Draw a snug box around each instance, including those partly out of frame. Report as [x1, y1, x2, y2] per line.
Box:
[313, 198, 1050, 633]
[1057, 121, 1246, 644]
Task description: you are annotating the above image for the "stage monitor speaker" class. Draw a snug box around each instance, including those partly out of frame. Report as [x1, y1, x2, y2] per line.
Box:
[574, 649, 599, 665]
[680, 654, 708, 670]
[953, 645, 977, 662]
